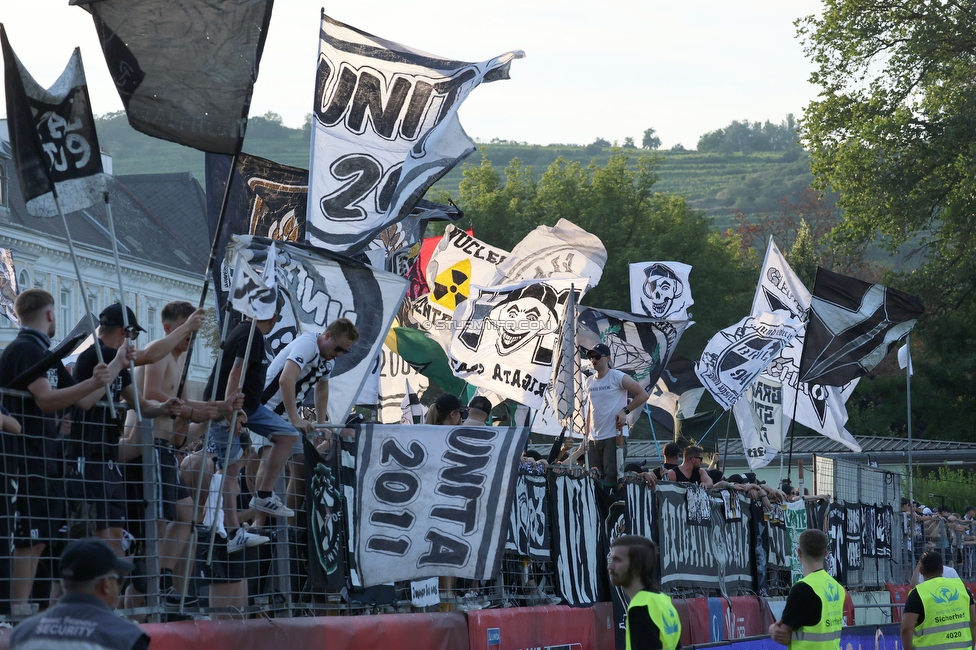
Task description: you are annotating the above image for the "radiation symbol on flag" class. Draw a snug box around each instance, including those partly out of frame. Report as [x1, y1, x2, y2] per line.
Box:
[432, 259, 471, 311]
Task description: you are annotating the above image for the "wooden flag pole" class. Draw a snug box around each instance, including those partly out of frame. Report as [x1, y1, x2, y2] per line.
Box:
[102, 192, 142, 422]
[174, 153, 239, 405]
[53, 191, 116, 418]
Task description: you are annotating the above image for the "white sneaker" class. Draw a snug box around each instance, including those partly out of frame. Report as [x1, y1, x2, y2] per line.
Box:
[228, 528, 270, 553]
[249, 493, 295, 518]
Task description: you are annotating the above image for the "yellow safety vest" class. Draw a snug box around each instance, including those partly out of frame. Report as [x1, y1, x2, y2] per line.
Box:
[626, 590, 681, 650]
[790, 569, 845, 650]
[912, 577, 973, 650]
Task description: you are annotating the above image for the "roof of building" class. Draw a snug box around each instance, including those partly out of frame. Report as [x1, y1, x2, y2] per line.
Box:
[0, 140, 208, 276]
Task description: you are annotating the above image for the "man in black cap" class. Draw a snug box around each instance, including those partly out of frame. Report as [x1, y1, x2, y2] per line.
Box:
[10, 538, 149, 650]
[583, 343, 648, 486]
[464, 396, 493, 426]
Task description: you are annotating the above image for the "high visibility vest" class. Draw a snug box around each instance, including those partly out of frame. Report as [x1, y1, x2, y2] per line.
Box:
[912, 577, 973, 650]
[626, 590, 681, 650]
[790, 570, 845, 650]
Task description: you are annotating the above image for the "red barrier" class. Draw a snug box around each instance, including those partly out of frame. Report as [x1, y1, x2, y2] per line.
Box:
[886, 583, 912, 623]
[728, 596, 775, 638]
[466, 605, 601, 650]
[591, 602, 616, 650]
[676, 596, 775, 645]
[671, 598, 695, 648]
[143, 612, 469, 650]
[843, 592, 855, 626]
[679, 598, 713, 645]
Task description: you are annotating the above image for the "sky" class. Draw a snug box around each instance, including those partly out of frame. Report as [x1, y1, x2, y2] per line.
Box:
[1, 0, 823, 150]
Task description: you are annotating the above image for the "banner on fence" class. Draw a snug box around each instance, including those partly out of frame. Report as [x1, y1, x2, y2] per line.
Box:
[354, 424, 528, 585]
[505, 474, 550, 561]
[303, 436, 347, 591]
[548, 472, 602, 606]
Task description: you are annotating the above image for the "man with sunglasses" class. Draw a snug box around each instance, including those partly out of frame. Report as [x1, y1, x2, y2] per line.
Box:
[584, 343, 649, 487]
[10, 538, 149, 650]
[251, 317, 360, 522]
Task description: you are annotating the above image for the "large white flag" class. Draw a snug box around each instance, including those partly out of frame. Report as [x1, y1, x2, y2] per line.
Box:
[448, 278, 580, 409]
[732, 376, 785, 470]
[230, 241, 277, 321]
[629, 261, 694, 320]
[550, 281, 583, 433]
[696, 311, 802, 412]
[426, 225, 511, 316]
[750, 238, 861, 452]
[493, 219, 607, 287]
[306, 13, 522, 253]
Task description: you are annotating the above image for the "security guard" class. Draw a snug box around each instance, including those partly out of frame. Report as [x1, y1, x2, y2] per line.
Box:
[769, 529, 845, 650]
[901, 551, 976, 650]
[608, 535, 681, 650]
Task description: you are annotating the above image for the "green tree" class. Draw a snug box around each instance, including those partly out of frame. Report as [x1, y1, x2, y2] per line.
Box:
[622, 136, 637, 149]
[788, 218, 817, 291]
[642, 128, 661, 150]
[799, 0, 976, 440]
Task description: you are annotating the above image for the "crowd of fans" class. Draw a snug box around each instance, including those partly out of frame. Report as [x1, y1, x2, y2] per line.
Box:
[901, 499, 976, 581]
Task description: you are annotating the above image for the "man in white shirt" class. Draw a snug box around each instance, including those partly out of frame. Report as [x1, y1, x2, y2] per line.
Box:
[584, 343, 648, 486]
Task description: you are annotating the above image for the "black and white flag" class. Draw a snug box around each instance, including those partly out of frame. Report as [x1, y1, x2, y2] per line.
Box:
[493, 219, 608, 288]
[629, 261, 694, 320]
[577, 307, 689, 399]
[696, 311, 802, 411]
[1, 26, 107, 217]
[229, 242, 277, 321]
[0, 248, 19, 326]
[505, 473, 550, 561]
[748, 239, 861, 453]
[449, 279, 580, 409]
[800, 267, 923, 386]
[307, 12, 522, 252]
[732, 376, 784, 470]
[548, 473, 602, 606]
[426, 225, 510, 317]
[354, 424, 528, 585]
[624, 480, 655, 539]
[78, 0, 274, 154]
[303, 436, 347, 591]
[222, 236, 407, 423]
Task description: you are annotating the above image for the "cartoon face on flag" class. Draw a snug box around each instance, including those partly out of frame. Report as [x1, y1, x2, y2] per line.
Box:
[426, 225, 510, 315]
[449, 279, 579, 409]
[576, 307, 689, 396]
[696, 311, 802, 411]
[629, 261, 694, 320]
[223, 236, 408, 423]
[2, 27, 107, 217]
[306, 12, 523, 253]
[493, 219, 607, 288]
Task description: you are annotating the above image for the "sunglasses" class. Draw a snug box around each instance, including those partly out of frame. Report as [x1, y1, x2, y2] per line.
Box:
[458, 408, 469, 420]
[587, 354, 604, 361]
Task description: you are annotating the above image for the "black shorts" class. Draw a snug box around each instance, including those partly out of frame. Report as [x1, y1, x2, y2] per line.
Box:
[80, 458, 127, 530]
[11, 474, 66, 548]
[198, 534, 246, 584]
[154, 440, 190, 521]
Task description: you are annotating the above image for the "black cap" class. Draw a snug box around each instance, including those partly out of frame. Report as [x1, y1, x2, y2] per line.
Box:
[588, 343, 611, 358]
[99, 303, 145, 332]
[727, 474, 746, 484]
[435, 393, 462, 413]
[468, 396, 493, 414]
[59, 538, 134, 582]
[624, 460, 647, 473]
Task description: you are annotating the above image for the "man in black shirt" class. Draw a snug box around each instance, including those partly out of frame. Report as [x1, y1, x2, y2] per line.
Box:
[71, 303, 185, 557]
[652, 442, 681, 481]
[0, 290, 132, 616]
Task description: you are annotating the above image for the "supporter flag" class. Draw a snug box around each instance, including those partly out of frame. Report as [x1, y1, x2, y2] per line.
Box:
[303, 436, 347, 591]
[732, 376, 785, 470]
[229, 242, 277, 321]
[76, 0, 274, 154]
[388, 327, 469, 397]
[367, 199, 462, 275]
[223, 236, 408, 423]
[550, 282, 584, 434]
[400, 378, 426, 424]
[307, 12, 523, 252]
[354, 423, 528, 585]
[659, 355, 705, 419]
[0, 248, 19, 326]
[629, 261, 694, 320]
[1, 26, 108, 217]
[746, 238, 861, 452]
[577, 307, 689, 397]
[449, 279, 579, 409]
[426, 225, 511, 315]
[494, 219, 608, 288]
[696, 311, 802, 411]
[799, 267, 923, 386]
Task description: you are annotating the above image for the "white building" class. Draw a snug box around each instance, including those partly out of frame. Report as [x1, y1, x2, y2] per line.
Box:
[0, 121, 214, 394]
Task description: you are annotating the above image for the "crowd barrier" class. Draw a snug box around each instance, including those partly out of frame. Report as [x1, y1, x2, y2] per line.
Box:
[688, 623, 900, 650]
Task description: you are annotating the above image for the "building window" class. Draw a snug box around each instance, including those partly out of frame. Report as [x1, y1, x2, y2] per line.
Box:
[60, 284, 72, 337]
[147, 306, 158, 341]
[0, 162, 7, 209]
[17, 268, 29, 292]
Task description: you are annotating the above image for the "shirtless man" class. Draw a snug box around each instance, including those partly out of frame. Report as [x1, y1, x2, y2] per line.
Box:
[121, 301, 238, 602]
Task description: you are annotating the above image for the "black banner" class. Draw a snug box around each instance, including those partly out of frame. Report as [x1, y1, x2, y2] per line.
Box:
[826, 503, 846, 584]
[876, 505, 892, 559]
[548, 473, 601, 606]
[506, 473, 550, 561]
[303, 436, 346, 591]
[845, 502, 863, 570]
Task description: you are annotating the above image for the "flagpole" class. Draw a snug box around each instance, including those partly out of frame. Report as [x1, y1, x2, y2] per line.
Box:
[721, 409, 732, 473]
[175, 153, 239, 405]
[905, 335, 915, 528]
[102, 192, 142, 422]
[53, 192, 116, 418]
[784, 395, 800, 486]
